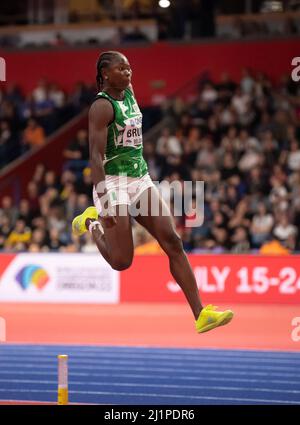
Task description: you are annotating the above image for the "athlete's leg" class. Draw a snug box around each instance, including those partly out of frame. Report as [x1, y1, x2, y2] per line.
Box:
[134, 187, 203, 320]
[87, 204, 133, 271]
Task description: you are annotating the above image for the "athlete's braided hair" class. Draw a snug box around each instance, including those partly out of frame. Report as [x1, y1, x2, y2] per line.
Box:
[96, 51, 121, 91]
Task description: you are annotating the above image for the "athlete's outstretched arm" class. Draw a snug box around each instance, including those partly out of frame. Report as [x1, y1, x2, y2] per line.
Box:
[89, 98, 116, 226]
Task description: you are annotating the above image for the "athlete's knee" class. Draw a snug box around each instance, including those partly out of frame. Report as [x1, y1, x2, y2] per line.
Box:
[110, 256, 133, 271]
[162, 230, 183, 256]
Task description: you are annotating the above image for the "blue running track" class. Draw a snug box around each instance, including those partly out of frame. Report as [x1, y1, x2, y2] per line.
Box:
[0, 344, 299, 405]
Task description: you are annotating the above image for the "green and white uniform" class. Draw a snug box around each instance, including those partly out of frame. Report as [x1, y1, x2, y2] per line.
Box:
[92, 88, 154, 208]
[95, 88, 148, 178]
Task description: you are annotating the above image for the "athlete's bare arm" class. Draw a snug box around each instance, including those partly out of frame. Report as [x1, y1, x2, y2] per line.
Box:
[89, 98, 116, 226]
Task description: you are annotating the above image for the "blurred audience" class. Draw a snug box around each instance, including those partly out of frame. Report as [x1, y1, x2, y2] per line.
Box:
[0, 79, 95, 169]
[0, 68, 300, 253]
[22, 118, 46, 151]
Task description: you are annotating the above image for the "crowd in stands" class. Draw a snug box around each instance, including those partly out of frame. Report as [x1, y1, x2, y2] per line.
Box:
[0, 79, 95, 169]
[0, 68, 300, 254]
[143, 69, 300, 254]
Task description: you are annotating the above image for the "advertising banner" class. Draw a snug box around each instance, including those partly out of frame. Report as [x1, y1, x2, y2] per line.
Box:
[121, 255, 300, 304]
[1, 254, 299, 304]
[0, 253, 119, 303]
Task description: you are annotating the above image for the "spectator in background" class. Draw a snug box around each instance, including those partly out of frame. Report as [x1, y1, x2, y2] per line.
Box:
[231, 227, 251, 253]
[0, 120, 14, 168]
[63, 129, 90, 175]
[69, 82, 93, 113]
[18, 199, 35, 227]
[40, 170, 61, 195]
[246, 167, 270, 198]
[39, 187, 60, 217]
[240, 68, 255, 95]
[143, 142, 161, 181]
[0, 215, 11, 250]
[219, 126, 240, 154]
[60, 169, 77, 198]
[5, 83, 23, 106]
[256, 111, 274, 135]
[34, 92, 56, 135]
[273, 213, 298, 246]
[227, 196, 252, 231]
[176, 113, 192, 137]
[156, 127, 182, 157]
[30, 228, 49, 251]
[31, 215, 47, 232]
[22, 118, 46, 151]
[0, 100, 16, 126]
[0, 196, 18, 226]
[231, 86, 251, 118]
[201, 82, 218, 104]
[183, 127, 201, 167]
[269, 176, 289, 213]
[261, 130, 279, 168]
[5, 219, 32, 251]
[73, 194, 90, 218]
[32, 79, 48, 104]
[250, 202, 274, 247]
[63, 129, 89, 161]
[48, 83, 65, 109]
[220, 153, 240, 181]
[210, 228, 229, 253]
[160, 153, 190, 180]
[196, 136, 217, 169]
[18, 93, 34, 124]
[7, 135, 22, 165]
[63, 190, 77, 223]
[287, 139, 300, 171]
[217, 72, 237, 101]
[238, 147, 263, 173]
[60, 180, 76, 206]
[48, 228, 68, 252]
[34, 93, 55, 119]
[26, 181, 41, 216]
[226, 185, 240, 211]
[32, 163, 46, 185]
[0, 120, 13, 145]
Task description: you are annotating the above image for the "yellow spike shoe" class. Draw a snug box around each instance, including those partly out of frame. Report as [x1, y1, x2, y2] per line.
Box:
[72, 206, 99, 236]
[195, 304, 234, 334]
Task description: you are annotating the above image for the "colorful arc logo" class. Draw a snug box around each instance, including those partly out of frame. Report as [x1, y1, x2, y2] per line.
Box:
[16, 265, 49, 291]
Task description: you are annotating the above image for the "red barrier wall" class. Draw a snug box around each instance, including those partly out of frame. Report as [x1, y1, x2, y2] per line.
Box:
[121, 254, 300, 304]
[1, 39, 299, 106]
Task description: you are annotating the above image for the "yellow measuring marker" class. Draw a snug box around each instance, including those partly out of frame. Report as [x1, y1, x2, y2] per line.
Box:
[57, 354, 68, 405]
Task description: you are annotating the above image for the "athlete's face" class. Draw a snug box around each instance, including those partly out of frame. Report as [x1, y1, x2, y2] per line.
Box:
[106, 55, 132, 90]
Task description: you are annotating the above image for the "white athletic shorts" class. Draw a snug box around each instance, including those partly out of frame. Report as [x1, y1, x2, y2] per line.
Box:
[93, 173, 155, 213]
